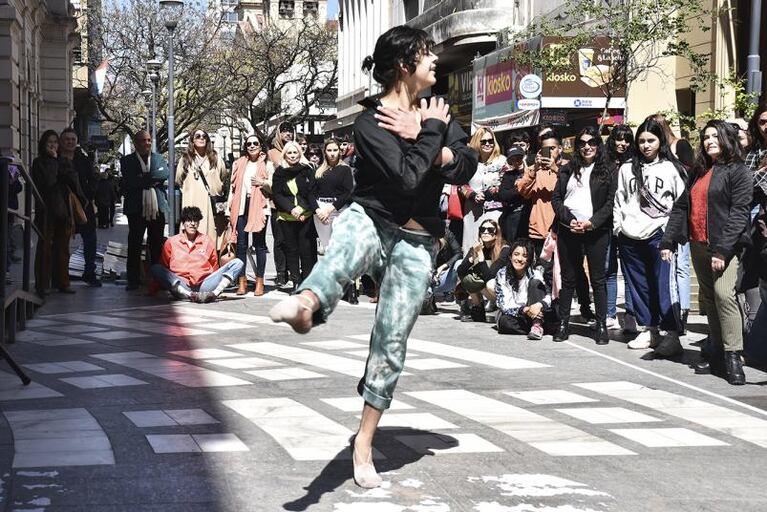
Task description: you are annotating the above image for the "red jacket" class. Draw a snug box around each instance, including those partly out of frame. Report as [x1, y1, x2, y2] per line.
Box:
[160, 233, 219, 287]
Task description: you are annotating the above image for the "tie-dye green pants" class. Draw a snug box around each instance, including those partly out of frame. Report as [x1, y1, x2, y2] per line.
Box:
[297, 202, 436, 410]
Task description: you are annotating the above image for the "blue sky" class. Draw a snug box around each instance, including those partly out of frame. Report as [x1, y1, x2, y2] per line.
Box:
[327, 0, 338, 18]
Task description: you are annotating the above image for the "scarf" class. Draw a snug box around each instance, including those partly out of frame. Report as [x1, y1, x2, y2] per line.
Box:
[137, 153, 159, 221]
[229, 154, 269, 243]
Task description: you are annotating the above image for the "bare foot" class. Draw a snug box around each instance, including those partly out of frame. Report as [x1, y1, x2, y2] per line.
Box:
[269, 291, 319, 334]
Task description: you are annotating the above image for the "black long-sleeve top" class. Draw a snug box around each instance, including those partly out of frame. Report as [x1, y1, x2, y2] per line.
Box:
[272, 163, 316, 216]
[486, 167, 526, 214]
[352, 102, 478, 238]
[310, 164, 354, 211]
[457, 245, 511, 282]
[435, 228, 462, 268]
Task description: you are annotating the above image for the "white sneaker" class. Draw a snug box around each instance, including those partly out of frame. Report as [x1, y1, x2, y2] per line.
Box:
[606, 317, 621, 330]
[622, 314, 639, 334]
[627, 330, 652, 349]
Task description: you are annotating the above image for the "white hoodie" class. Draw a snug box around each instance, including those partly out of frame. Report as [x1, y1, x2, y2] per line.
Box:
[613, 159, 685, 240]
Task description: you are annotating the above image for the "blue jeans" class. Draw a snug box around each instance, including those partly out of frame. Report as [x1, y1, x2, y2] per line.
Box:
[433, 260, 460, 296]
[150, 259, 244, 294]
[78, 204, 98, 277]
[606, 235, 635, 317]
[676, 241, 691, 310]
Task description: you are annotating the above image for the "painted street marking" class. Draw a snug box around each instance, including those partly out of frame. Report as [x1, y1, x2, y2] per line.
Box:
[301, 340, 367, 350]
[396, 433, 504, 455]
[22, 361, 104, 374]
[610, 428, 729, 448]
[168, 348, 245, 360]
[504, 389, 599, 405]
[3, 409, 114, 468]
[555, 407, 662, 424]
[575, 381, 767, 448]
[348, 335, 548, 370]
[91, 351, 251, 387]
[124, 409, 219, 427]
[60, 374, 148, 389]
[222, 398, 363, 461]
[406, 390, 635, 457]
[245, 368, 327, 380]
[364, 413, 459, 430]
[321, 397, 415, 412]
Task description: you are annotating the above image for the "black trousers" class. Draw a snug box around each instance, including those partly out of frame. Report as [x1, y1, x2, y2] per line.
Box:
[557, 228, 609, 323]
[127, 212, 166, 286]
[270, 209, 287, 276]
[498, 277, 549, 334]
[280, 219, 317, 284]
[96, 202, 110, 227]
[499, 209, 527, 245]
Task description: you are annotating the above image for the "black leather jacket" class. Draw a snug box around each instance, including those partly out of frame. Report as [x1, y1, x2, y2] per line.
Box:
[661, 161, 752, 261]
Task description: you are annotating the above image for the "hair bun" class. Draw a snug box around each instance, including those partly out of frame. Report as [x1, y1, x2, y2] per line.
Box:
[361, 55, 375, 72]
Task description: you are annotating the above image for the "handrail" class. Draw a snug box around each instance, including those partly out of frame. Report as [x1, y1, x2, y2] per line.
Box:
[10, 157, 46, 210]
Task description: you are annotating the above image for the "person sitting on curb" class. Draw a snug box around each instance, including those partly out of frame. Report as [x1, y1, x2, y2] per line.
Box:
[150, 206, 243, 303]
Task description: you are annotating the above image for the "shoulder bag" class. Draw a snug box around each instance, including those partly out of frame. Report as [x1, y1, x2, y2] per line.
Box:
[197, 166, 228, 215]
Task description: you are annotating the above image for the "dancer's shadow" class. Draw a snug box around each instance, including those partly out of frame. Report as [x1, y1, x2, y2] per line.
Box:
[282, 427, 458, 511]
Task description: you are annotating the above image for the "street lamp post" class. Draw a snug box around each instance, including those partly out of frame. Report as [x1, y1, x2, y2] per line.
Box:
[141, 89, 152, 131]
[146, 59, 162, 153]
[159, 0, 184, 235]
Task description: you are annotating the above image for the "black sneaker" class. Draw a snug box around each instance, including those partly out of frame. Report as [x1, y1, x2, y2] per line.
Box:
[580, 307, 596, 322]
[84, 276, 102, 287]
[274, 274, 287, 288]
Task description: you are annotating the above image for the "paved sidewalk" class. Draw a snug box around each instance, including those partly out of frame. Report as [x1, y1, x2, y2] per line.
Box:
[1, 251, 767, 510]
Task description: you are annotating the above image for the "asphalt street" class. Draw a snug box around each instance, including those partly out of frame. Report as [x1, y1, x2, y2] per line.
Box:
[1, 274, 766, 512]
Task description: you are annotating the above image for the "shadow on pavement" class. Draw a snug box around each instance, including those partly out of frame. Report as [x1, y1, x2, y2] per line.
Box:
[282, 428, 458, 511]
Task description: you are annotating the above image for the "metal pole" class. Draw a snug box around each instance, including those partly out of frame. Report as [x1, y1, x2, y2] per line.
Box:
[151, 80, 157, 153]
[747, 0, 763, 103]
[167, 27, 176, 235]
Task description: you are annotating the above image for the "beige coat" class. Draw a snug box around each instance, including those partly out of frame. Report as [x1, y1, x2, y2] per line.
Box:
[176, 154, 228, 246]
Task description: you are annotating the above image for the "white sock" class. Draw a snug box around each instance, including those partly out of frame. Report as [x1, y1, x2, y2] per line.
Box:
[171, 282, 191, 299]
[212, 277, 232, 296]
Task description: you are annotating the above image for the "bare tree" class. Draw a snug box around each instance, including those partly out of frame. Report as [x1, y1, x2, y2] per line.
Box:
[95, 0, 234, 153]
[223, 18, 338, 143]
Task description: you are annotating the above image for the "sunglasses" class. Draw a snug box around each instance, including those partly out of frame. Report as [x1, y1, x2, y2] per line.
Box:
[246, 141, 260, 147]
[193, 133, 207, 140]
[577, 139, 599, 148]
[480, 139, 494, 145]
[479, 226, 497, 234]
[759, 119, 767, 126]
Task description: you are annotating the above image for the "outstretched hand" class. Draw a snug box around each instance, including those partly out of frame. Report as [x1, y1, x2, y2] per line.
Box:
[418, 97, 450, 125]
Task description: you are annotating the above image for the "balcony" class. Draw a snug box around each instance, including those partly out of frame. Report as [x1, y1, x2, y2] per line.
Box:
[404, 0, 517, 47]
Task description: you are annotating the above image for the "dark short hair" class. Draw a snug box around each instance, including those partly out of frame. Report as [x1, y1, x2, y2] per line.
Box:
[180, 206, 203, 223]
[606, 124, 635, 163]
[748, 103, 767, 150]
[279, 122, 293, 133]
[60, 127, 78, 140]
[508, 130, 531, 145]
[539, 132, 561, 145]
[241, 135, 264, 154]
[306, 144, 322, 157]
[361, 25, 435, 92]
[38, 130, 60, 157]
[538, 123, 557, 139]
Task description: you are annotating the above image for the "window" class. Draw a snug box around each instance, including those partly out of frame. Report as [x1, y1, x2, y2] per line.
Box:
[222, 11, 238, 23]
[73, 46, 83, 65]
[279, 0, 295, 18]
[304, 1, 318, 18]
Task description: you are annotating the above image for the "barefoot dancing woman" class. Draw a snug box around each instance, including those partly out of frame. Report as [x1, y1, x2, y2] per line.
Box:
[270, 26, 477, 488]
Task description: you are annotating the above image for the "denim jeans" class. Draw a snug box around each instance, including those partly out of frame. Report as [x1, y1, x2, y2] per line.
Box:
[150, 259, 244, 294]
[433, 260, 460, 296]
[606, 235, 635, 318]
[297, 202, 435, 410]
[745, 280, 767, 364]
[676, 242, 691, 310]
[78, 204, 98, 277]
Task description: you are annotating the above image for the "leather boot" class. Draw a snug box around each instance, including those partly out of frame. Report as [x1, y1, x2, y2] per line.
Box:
[253, 277, 265, 297]
[553, 320, 569, 342]
[236, 276, 247, 295]
[595, 321, 609, 345]
[469, 303, 487, 323]
[724, 351, 746, 385]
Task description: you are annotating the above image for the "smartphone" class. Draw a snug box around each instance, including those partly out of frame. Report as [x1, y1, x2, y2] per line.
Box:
[541, 146, 551, 159]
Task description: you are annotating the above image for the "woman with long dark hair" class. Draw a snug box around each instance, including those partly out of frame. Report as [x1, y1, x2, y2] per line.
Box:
[269, 25, 476, 488]
[605, 125, 637, 332]
[227, 134, 273, 296]
[614, 119, 686, 357]
[551, 126, 616, 345]
[32, 130, 81, 294]
[662, 120, 752, 385]
[176, 129, 228, 245]
[495, 239, 554, 339]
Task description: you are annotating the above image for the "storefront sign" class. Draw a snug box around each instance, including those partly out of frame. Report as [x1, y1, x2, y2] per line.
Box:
[538, 36, 626, 109]
[472, 45, 540, 132]
[447, 66, 473, 127]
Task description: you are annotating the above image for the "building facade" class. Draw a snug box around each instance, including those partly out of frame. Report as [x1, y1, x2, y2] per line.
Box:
[1, 0, 77, 167]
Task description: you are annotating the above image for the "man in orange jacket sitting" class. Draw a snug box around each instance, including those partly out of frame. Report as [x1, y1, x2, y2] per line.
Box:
[150, 206, 243, 303]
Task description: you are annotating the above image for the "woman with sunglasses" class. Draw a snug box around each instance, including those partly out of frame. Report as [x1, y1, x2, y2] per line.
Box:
[456, 219, 510, 322]
[461, 127, 506, 253]
[614, 118, 686, 357]
[551, 126, 616, 345]
[269, 25, 476, 488]
[306, 144, 323, 168]
[662, 120, 752, 385]
[227, 135, 274, 296]
[176, 129, 228, 245]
